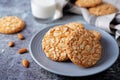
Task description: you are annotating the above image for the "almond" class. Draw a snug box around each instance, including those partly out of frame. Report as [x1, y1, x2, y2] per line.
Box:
[17, 33, 25, 40]
[22, 59, 29, 68]
[18, 48, 28, 54]
[8, 41, 15, 47]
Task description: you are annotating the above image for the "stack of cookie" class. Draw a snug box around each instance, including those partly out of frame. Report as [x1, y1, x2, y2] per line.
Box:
[42, 22, 102, 68]
[75, 0, 118, 16]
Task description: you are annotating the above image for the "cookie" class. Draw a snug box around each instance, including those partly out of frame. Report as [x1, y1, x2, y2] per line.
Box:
[75, 0, 102, 8]
[42, 26, 73, 61]
[89, 30, 102, 40]
[89, 3, 117, 16]
[0, 16, 25, 34]
[65, 22, 84, 30]
[66, 29, 102, 67]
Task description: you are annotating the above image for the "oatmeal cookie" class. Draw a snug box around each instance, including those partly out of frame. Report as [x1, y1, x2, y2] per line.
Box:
[66, 29, 102, 67]
[89, 3, 117, 16]
[42, 26, 72, 61]
[75, 0, 102, 8]
[0, 16, 25, 34]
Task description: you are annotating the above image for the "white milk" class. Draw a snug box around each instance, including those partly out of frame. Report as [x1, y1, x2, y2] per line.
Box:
[31, 0, 56, 19]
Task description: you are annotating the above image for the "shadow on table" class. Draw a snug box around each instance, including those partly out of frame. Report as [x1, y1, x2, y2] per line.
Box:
[40, 55, 120, 80]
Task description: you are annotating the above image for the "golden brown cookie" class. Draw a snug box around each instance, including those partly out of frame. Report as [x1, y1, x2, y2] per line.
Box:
[42, 26, 73, 61]
[66, 29, 102, 67]
[89, 30, 102, 40]
[89, 3, 117, 16]
[75, 0, 102, 8]
[65, 22, 84, 30]
[0, 16, 25, 34]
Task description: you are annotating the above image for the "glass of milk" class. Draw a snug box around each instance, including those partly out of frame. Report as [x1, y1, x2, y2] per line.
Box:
[31, 0, 56, 23]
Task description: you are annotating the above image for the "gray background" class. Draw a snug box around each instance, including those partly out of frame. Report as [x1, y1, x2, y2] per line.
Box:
[0, 0, 120, 80]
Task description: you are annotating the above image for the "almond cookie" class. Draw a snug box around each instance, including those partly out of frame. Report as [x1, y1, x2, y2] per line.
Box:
[66, 29, 102, 67]
[75, 0, 102, 8]
[89, 3, 117, 16]
[42, 26, 73, 61]
[65, 22, 84, 30]
[0, 16, 25, 34]
[89, 30, 102, 40]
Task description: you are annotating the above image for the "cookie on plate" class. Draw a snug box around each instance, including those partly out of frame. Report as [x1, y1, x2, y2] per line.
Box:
[66, 29, 102, 67]
[89, 3, 117, 16]
[75, 0, 102, 8]
[89, 30, 102, 40]
[65, 22, 84, 30]
[42, 26, 73, 61]
[0, 16, 25, 34]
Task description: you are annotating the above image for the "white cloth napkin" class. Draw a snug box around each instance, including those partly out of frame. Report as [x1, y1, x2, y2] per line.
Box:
[55, 0, 120, 46]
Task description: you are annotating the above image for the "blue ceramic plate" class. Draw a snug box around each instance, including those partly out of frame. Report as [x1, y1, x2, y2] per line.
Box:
[29, 24, 119, 77]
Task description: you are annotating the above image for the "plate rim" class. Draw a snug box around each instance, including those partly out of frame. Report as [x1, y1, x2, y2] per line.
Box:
[29, 24, 119, 77]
